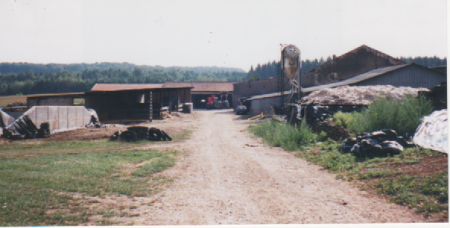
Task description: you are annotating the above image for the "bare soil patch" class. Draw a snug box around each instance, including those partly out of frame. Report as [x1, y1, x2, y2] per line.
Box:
[1, 112, 199, 143]
[389, 155, 448, 177]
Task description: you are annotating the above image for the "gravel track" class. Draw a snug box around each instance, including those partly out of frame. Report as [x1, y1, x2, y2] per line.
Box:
[128, 110, 424, 225]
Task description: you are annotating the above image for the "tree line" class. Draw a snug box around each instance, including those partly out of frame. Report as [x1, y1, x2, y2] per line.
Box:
[247, 56, 447, 81]
[0, 68, 247, 96]
[0, 56, 446, 96]
[399, 56, 447, 68]
[247, 57, 331, 81]
[0, 62, 245, 75]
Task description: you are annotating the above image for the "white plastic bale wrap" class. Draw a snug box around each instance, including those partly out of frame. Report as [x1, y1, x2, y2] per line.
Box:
[413, 109, 448, 154]
[0, 110, 15, 128]
[0, 110, 15, 136]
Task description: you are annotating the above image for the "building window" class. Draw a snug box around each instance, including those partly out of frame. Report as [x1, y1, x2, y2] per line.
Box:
[137, 94, 145, 103]
[73, 98, 85, 106]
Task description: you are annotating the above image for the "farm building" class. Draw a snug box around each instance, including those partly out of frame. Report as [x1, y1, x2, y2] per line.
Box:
[244, 63, 445, 116]
[243, 90, 291, 116]
[0, 92, 87, 121]
[233, 77, 291, 109]
[302, 62, 446, 92]
[233, 45, 405, 109]
[85, 83, 192, 123]
[430, 66, 447, 74]
[27, 92, 85, 109]
[163, 82, 235, 109]
[300, 44, 406, 87]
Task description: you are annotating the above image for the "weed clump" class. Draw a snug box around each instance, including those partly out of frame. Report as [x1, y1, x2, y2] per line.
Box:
[332, 111, 353, 128]
[347, 94, 433, 136]
[249, 120, 316, 151]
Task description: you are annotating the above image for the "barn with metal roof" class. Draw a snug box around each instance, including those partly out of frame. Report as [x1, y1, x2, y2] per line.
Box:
[244, 63, 446, 116]
[163, 82, 235, 109]
[85, 83, 192, 123]
[303, 62, 446, 92]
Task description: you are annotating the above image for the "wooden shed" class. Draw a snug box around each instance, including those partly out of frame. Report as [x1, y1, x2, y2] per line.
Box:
[27, 92, 85, 109]
[85, 84, 192, 123]
[163, 82, 235, 109]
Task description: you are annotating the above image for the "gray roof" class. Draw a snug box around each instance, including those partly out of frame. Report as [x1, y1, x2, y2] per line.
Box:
[244, 62, 443, 102]
[303, 63, 412, 93]
[245, 63, 414, 101]
[245, 90, 292, 101]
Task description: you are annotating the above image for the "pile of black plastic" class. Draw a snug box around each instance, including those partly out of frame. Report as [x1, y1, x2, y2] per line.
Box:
[339, 129, 415, 158]
[110, 126, 172, 142]
[2, 115, 50, 139]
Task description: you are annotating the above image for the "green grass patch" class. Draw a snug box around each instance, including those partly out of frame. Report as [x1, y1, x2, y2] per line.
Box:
[249, 120, 448, 219]
[375, 171, 448, 215]
[295, 144, 448, 217]
[171, 129, 194, 142]
[248, 120, 316, 151]
[0, 139, 148, 160]
[132, 153, 177, 177]
[0, 140, 179, 226]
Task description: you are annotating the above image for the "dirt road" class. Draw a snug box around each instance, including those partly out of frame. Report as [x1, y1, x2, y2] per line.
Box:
[128, 110, 423, 225]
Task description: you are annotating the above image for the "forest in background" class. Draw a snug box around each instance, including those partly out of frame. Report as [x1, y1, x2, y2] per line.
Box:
[248, 56, 447, 81]
[0, 62, 245, 75]
[0, 56, 446, 96]
[0, 67, 247, 96]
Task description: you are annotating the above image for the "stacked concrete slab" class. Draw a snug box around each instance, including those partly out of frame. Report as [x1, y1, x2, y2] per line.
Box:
[25, 106, 93, 132]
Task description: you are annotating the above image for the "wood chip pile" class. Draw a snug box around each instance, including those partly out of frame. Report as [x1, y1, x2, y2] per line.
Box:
[301, 85, 429, 105]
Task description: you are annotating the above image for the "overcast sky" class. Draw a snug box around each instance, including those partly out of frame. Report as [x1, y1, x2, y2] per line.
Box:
[0, 0, 447, 71]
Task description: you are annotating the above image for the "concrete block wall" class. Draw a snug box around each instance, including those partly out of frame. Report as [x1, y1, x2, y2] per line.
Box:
[24, 106, 93, 131]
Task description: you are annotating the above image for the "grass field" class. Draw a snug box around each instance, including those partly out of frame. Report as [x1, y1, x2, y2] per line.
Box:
[249, 121, 448, 221]
[0, 139, 181, 226]
[300, 142, 448, 221]
[0, 95, 27, 107]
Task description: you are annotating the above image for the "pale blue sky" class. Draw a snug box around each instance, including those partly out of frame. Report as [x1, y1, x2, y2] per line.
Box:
[0, 0, 447, 71]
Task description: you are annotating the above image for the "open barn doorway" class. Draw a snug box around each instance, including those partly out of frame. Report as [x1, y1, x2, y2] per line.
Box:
[192, 94, 210, 109]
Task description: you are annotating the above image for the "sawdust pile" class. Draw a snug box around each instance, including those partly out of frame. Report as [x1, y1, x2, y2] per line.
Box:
[301, 85, 429, 105]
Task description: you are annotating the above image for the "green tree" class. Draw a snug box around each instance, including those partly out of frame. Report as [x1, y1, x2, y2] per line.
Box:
[248, 73, 260, 82]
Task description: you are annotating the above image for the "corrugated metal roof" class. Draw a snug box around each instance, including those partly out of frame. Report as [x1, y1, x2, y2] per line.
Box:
[245, 63, 417, 101]
[245, 90, 292, 101]
[91, 83, 165, 91]
[163, 82, 235, 92]
[303, 63, 412, 93]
